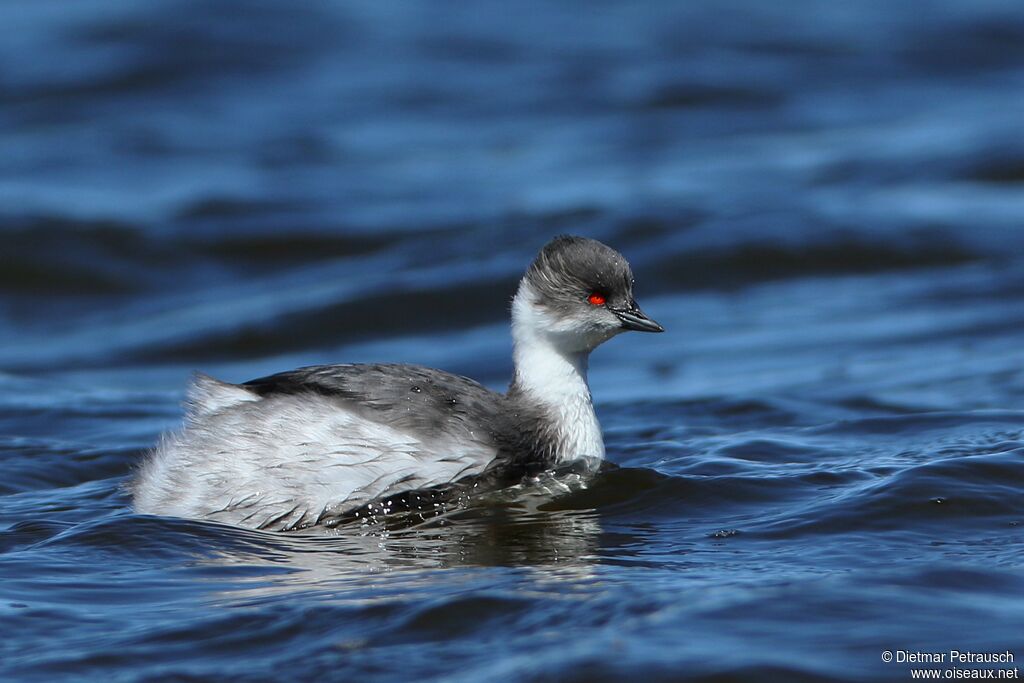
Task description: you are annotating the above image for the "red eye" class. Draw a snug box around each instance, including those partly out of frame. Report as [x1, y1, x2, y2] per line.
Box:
[587, 293, 606, 306]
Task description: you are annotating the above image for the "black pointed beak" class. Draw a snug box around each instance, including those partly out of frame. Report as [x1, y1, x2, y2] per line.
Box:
[612, 300, 664, 333]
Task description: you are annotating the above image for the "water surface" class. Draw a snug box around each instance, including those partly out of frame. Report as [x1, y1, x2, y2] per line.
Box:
[2, 1, 1024, 681]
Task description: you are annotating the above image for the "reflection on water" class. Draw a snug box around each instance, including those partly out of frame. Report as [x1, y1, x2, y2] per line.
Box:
[201, 506, 605, 605]
[198, 470, 607, 602]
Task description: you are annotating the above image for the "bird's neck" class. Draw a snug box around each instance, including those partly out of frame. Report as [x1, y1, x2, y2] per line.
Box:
[509, 296, 605, 465]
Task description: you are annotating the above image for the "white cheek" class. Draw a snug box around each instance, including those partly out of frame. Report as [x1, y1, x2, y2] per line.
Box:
[583, 322, 623, 348]
[512, 283, 621, 353]
[547, 311, 620, 351]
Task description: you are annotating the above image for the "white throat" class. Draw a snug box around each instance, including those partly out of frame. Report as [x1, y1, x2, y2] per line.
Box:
[510, 285, 605, 464]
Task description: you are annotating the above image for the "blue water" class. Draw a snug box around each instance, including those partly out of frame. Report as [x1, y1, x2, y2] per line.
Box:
[3, 1, 1024, 681]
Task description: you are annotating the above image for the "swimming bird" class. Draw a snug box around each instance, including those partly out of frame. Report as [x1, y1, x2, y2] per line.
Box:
[132, 236, 663, 530]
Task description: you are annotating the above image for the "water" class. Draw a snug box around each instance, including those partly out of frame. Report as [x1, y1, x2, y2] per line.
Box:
[2, 1, 1024, 681]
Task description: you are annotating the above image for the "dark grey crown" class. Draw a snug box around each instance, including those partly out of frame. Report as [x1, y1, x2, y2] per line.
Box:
[523, 235, 634, 312]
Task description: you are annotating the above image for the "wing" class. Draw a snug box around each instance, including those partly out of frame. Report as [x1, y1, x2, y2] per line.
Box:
[242, 363, 515, 443]
[134, 365, 518, 530]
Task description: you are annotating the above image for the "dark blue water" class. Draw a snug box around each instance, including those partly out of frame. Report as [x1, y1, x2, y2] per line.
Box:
[3, 1, 1024, 681]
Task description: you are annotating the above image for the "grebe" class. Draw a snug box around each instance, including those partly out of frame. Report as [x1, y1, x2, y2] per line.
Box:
[132, 236, 663, 530]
